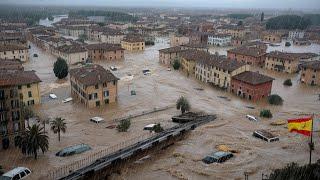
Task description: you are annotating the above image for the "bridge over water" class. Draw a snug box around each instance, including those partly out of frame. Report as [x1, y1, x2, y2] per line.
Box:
[59, 114, 216, 180]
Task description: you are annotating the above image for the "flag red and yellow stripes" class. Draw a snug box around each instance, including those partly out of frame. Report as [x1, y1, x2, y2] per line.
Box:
[287, 117, 312, 136]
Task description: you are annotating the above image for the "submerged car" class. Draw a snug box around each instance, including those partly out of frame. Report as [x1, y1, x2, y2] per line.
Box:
[253, 130, 279, 142]
[56, 144, 91, 157]
[202, 151, 233, 164]
[0, 167, 31, 180]
[246, 115, 258, 121]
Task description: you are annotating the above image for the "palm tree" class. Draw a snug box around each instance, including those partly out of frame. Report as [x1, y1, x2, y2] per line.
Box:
[16, 124, 49, 159]
[176, 96, 190, 114]
[50, 117, 67, 142]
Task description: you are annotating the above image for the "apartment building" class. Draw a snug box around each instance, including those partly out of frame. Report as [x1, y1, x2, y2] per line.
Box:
[86, 43, 125, 61]
[101, 31, 125, 44]
[227, 46, 267, 67]
[0, 32, 27, 46]
[159, 46, 185, 65]
[262, 31, 286, 43]
[70, 64, 119, 108]
[288, 31, 305, 40]
[0, 59, 24, 71]
[0, 70, 41, 149]
[180, 50, 212, 76]
[170, 34, 190, 47]
[300, 61, 320, 86]
[265, 51, 301, 73]
[207, 34, 231, 47]
[231, 71, 274, 101]
[195, 55, 250, 90]
[56, 44, 88, 65]
[0, 44, 29, 62]
[121, 36, 145, 51]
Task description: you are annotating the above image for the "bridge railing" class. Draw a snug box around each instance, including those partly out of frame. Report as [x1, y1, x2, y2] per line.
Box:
[46, 132, 152, 180]
[112, 105, 173, 123]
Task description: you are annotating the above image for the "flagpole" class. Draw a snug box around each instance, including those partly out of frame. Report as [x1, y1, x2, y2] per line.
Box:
[309, 114, 314, 165]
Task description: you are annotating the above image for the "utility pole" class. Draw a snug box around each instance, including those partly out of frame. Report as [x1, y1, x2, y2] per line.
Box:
[309, 114, 314, 165]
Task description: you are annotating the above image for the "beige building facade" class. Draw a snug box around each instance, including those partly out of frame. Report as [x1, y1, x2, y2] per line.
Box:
[70, 64, 119, 108]
[0, 44, 29, 62]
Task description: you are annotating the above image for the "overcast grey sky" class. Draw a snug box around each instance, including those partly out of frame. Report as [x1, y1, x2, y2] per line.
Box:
[1, 0, 320, 9]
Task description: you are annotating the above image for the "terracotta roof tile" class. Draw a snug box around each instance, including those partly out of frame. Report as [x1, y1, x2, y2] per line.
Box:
[0, 70, 41, 86]
[232, 71, 274, 85]
[70, 64, 119, 86]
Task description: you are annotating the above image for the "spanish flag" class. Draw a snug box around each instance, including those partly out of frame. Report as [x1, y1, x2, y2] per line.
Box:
[287, 117, 313, 136]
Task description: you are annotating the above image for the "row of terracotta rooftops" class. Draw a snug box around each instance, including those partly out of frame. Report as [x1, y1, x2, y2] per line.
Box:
[0, 59, 41, 87]
[0, 59, 121, 87]
[180, 50, 246, 72]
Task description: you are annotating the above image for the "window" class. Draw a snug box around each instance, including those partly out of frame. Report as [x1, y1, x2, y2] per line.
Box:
[13, 174, 20, 180]
[95, 84, 99, 89]
[104, 91, 109, 97]
[93, 93, 98, 99]
[27, 84, 31, 88]
[28, 91, 32, 98]
[18, 85, 21, 89]
[105, 99, 109, 104]
[89, 94, 92, 100]
[96, 101, 100, 107]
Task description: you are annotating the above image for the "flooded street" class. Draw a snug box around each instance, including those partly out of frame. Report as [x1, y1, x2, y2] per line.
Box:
[1, 37, 320, 179]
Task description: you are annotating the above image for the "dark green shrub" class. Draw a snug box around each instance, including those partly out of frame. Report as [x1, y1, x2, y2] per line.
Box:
[53, 57, 69, 79]
[117, 119, 131, 132]
[153, 123, 164, 133]
[260, 109, 273, 118]
[268, 94, 283, 105]
[173, 59, 180, 70]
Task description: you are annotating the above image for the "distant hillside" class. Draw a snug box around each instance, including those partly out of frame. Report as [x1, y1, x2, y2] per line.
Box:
[266, 15, 311, 30]
[69, 10, 138, 23]
[227, 14, 253, 19]
[303, 14, 320, 26]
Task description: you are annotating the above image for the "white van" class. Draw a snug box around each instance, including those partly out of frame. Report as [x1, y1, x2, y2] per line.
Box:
[246, 115, 258, 121]
[1, 167, 31, 180]
[143, 124, 156, 131]
[90, 117, 104, 123]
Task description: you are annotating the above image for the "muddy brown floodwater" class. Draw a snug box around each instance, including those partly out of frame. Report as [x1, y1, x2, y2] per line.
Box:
[0, 37, 319, 180]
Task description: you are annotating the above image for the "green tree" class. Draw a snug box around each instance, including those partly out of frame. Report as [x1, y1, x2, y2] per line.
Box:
[53, 57, 68, 79]
[260, 109, 273, 118]
[266, 15, 311, 30]
[153, 123, 164, 133]
[16, 124, 49, 159]
[21, 105, 35, 126]
[176, 96, 190, 114]
[117, 119, 131, 132]
[173, 58, 181, 70]
[283, 79, 292, 86]
[268, 94, 284, 105]
[50, 117, 67, 142]
[261, 12, 264, 22]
